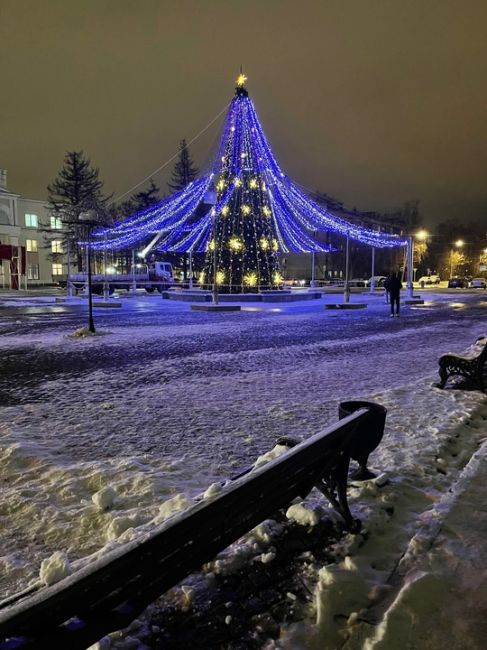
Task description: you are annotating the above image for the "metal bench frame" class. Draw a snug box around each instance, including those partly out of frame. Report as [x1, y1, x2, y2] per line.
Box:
[438, 337, 487, 391]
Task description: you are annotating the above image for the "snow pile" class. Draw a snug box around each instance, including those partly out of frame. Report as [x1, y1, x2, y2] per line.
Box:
[39, 551, 71, 586]
[152, 493, 193, 525]
[92, 485, 117, 511]
[286, 503, 320, 527]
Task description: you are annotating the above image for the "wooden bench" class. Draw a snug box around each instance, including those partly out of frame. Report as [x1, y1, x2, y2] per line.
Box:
[438, 336, 487, 391]
[0, 407, 384, 650]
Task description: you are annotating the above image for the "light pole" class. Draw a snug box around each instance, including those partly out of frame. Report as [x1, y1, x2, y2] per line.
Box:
[211, 209, 219, 305]
[343, 230, 350, 303]
[406, 236, 414, 299]
[189, 249, 194, 289]
[79, 210, 98, 333]
[413, 229, 429, 286]
[369, 246, 376, 293]
[310, 249, 316, 287]
[450, 239, 464, 278]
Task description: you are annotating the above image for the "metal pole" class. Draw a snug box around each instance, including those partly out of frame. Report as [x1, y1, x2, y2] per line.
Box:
[189, 250, 193, 289]
[24, 248, 28, 291]
[87, 230, 95, 333]
[343, 231, 350, 303]
[310, 251, 316, 287]
[370, 247, 376, 293]
[85, 247, 89, 294]
[66, 239, 73, 298]
[212, 211, 219, 305]
[450, 249, 453, 278]
[406, 236, 414, 299]
[103, 234, 109, 301]
[131, 250, 137, 293]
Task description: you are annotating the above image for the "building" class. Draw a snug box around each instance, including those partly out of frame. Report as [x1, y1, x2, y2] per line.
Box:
[0, 169, 65, 289]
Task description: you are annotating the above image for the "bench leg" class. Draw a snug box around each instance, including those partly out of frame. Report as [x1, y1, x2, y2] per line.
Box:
[438, 366, 448, 389]
[315, 452, 361, 533]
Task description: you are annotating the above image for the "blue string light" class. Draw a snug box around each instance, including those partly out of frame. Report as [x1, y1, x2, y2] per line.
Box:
[90, 79, 407, 254]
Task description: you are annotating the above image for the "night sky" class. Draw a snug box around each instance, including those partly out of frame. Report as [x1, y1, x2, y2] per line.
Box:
[2, 0, 486, 226]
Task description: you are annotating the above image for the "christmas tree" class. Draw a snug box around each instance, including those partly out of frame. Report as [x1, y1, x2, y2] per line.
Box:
[203, 74, 280, 292]
[91, 74, 406, 282]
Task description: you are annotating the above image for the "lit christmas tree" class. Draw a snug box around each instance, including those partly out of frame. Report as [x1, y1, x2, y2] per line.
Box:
[203, 73, 281, 292]
[90, 74, 406, 286]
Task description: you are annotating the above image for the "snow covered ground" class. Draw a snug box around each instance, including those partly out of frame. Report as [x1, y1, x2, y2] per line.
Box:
[0, 291, 486, 648]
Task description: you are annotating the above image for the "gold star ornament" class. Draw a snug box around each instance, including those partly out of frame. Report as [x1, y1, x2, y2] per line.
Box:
[236, 73, 247, 87]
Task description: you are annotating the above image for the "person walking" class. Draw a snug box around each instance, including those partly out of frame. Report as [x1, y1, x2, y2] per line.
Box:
[388, 272, 402, 317]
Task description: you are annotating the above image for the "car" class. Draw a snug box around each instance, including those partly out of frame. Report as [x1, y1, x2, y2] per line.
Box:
[365, 276, 387, 287]
[349, 278, 367, 287]
[470, 278, 486, 289]
[417, 275, 441, 285]
[448, 277, 468, 288]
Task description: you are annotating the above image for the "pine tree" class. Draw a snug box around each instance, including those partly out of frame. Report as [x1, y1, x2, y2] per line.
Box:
[167, 139, 199, 193]
[203, 83, 280, 292]
[117, 179, 161, 218]
[47, 151, 111, 270]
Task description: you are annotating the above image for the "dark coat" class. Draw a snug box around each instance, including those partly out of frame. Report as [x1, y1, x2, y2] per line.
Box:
[389, 276, 402, 297]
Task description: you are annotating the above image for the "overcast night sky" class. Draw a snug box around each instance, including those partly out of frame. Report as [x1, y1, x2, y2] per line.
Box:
[1, 0, 486, 227]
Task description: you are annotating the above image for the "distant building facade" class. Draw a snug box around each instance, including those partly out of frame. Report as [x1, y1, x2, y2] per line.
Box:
[0, 169, 65, 289]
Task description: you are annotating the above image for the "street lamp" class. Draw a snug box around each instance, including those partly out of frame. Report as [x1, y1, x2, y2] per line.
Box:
[413, 229, 429, 283]
[450, 239, 464, 278]
[79, 209, 98, 333]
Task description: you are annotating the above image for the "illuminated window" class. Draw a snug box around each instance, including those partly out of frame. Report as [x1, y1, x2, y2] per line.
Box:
[50, 216, 63, 230]
[27, 264, 40, 280]
[25, 213, 38, 228]
[51, 240, 63, 253]
[26, 239, 38, 252]
[52, 263, 63, 276]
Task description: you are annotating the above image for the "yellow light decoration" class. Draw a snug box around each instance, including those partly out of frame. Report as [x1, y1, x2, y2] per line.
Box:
[243, 271, 258, 287]
[216, 270, 225, 284]
[260, 238, 270, 250]
[229, 237, 243, 251]
[217, 179, 226, 191]
[273, 272, 283, 285]
[199, 272, 205, 284]
[261, 181, 266, 191]
[221, 205, 229, 216]
[272, 239, 279, 251]
[241, 204, 251, 215]
[234, 178, 242, 187]
[208, 240, 215, 251]
[262, 206, 271, 217]
[249, 178, 258, 189]
[236, 73, 247, 87]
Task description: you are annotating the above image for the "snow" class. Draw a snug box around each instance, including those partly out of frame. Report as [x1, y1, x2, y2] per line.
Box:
[39, 551, 71, 586]
[0, 291, 486, 648]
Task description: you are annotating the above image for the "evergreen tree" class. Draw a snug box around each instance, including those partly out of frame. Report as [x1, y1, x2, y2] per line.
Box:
[117, 179, 161, 218]
[203, 83, 280, 292]
[46, 151, 111, 270]
[167, 139, 199, 193]
[167, 141, 198, 279]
